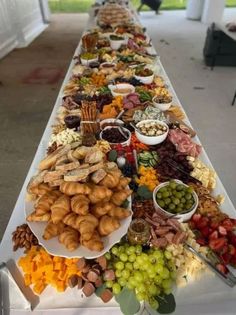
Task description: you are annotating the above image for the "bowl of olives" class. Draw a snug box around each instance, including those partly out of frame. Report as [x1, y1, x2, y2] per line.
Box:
[153, 179, 198, 222]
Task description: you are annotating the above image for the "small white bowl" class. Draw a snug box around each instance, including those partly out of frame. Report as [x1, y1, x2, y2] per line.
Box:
[80, 56, 98, 66]
[153, 180, 198, 222]
[135, 119, 169, 145]
[108, 83, 135, 97]
[152, 96, 172, 111]
[134, 73, 154, 85]
[100, 126, 131, 147]
[109, 35, 126, 50]
[100, 118, 124, 130]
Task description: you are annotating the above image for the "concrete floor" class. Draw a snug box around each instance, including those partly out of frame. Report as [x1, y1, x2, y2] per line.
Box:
[0, 10, 236, 240]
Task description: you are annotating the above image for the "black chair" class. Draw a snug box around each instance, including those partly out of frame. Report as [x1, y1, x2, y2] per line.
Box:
[137, 0, 162, 14]
[232, 89, 236, 106]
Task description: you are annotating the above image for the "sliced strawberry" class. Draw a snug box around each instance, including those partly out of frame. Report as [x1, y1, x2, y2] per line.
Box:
[197, 217, 209, 229]
[221, 253, 231, 264]
[222, 219, 234, 232]
[196, 238, 206, 246]
[216, 263, 227, 274]
[201, 226, 211, 237]
[210, 221, 220, 229]
[209, 230, 218, 240]
[228, 244, 236, 256]
[229, 233, 236, 246]
[218, 226, 227, 236]
[209, 238, 227, 251]
[192, 213, 201, 223]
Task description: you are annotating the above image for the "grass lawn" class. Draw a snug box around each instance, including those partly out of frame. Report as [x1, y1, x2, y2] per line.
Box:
[49, 0, 236, 13]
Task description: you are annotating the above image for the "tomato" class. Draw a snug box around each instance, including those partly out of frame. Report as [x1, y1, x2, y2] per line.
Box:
[222, 219, 234, 232]
[209, 238, 227, 251]
[209, 231, 218, 240]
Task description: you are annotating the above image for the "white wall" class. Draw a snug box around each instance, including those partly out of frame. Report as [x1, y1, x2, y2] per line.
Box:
[0, 0, 49, 59]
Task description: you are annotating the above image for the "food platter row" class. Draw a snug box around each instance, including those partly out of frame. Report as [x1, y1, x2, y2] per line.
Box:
[1, 2, 236, 315]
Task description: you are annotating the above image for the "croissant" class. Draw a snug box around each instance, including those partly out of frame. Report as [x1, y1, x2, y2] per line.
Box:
[27, 211, 51, 222]
[63, 212, 78, 229]
[99, 169, 121, 189]
[51, 195, 71, 224]
[43, 221, 65, 240]
[111, 189, 132, 206]
[89, 185, 113, 204]
[108, 207, 131, 219]
[91, 202, 114, 218]
[29, 183, 53, 196]
[71, 194, 90, 215]
[116, 177, 131, 190]
[60, 182, 91, 196]
[76, 214, 99, 241]
[98, 215, 120, 236]
[81, 230, 104, 251]
[35, 191, 61, 215]
[58, 227, 80, 251]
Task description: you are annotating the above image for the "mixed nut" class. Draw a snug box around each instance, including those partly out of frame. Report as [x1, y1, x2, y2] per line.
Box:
[138, 121, 168, 137]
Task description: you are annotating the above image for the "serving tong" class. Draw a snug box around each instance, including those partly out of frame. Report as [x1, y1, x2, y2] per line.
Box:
[184, 243, 236, 287]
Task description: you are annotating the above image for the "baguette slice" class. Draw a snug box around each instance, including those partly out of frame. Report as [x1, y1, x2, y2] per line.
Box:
[43, 170, 65, 183]
[88, 162, 104, 174]
[48, 179, 64, 187]
[91, 169, 107, 184]
[55, 161, 80, 172]
[39, 144, 71, 171]
[64, 168, 89, 182]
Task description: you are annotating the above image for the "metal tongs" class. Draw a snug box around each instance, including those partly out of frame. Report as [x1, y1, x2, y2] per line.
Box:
[184, 243, 236, 287]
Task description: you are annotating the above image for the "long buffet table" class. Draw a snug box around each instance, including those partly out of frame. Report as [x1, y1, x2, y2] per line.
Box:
[1, 4, 236, 315]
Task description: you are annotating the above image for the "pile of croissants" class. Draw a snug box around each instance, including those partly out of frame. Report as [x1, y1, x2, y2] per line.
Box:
[27, 163, 132, 252]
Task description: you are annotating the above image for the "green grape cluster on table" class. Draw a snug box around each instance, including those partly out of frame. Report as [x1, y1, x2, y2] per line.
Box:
[104, 243, 176, 310]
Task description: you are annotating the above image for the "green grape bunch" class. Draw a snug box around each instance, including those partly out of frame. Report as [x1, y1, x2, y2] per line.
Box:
[104, 243, 176, 310]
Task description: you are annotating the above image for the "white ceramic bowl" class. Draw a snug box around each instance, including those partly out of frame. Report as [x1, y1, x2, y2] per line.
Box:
[100, 126, 131, 147]
[152, 96, 172, 111]
[80, 56, 98, 66]
[153, 180, 198, 222]
[135, 119, 169, 145]
[109, 35, 126, 50]
[134, 73, 154, 85]
[100, 118, 124, 130]
[108, 83, 135, 97]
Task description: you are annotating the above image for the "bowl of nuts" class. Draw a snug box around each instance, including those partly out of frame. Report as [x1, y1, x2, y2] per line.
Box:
[100, 126, 131, 147]
[135, 119, 169, 145]
[152, 94, 172, 111]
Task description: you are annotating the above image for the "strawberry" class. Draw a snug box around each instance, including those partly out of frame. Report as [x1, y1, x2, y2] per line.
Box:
[221, 245, 228, 254]
[216, 263, 227, 274]
[197, 217, 209, 229]
[229, 233, 236, 246]
[210, 221, 220, 229]
[221, 253, 231, 264]
[209, 230, 218, 240]
[222, 219, 234, 232]
[209, 238, 227, 251]
[228, 244, 236, 256]
[201, 226, 211, 237]
[196, 238, 206, 246]
[192, 213, 201, 223]
[218, 226, 227, 236]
